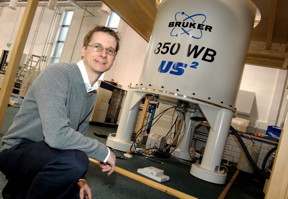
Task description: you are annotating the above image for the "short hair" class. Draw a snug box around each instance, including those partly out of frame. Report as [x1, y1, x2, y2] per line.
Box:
[83, 26, 120, 53]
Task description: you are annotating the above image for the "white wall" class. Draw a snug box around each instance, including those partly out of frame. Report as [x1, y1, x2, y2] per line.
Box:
[0, 7, 23, 52]
[0, 6, 57, 67]
[62, 6, 110, 64]
[0, 3, 106, 69]
[103, 20, 148, 90]
[238, 65, 287, 130]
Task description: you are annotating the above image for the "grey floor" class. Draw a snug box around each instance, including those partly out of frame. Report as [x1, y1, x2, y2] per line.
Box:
[0, 106, 265, 199]
[0, 106, 18, 199]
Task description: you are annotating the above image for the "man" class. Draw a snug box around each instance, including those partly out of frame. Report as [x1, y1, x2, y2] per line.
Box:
[0, 26, 120, 199]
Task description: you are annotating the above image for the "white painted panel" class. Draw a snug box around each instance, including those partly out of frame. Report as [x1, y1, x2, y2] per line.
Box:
[235, 90, 255, 116]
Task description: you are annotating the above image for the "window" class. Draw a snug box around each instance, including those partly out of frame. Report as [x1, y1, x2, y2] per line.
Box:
[107, 12, 120, 31]
[50, 10, 74, 64]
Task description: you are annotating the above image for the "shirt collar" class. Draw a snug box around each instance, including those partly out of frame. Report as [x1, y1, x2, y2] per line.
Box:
[77, 60, 99, 93]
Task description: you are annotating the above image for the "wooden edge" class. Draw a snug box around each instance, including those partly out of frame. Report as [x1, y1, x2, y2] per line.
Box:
[218, 169, 240, 199]
[89, 158, 198, 199]
[265, 114, 288, 199]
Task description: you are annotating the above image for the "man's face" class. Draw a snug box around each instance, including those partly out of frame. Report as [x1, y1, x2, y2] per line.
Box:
[81, 31, 117, 76]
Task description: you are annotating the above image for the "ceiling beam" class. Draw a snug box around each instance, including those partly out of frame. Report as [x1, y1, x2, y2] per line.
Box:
[283, 57, 288, 69]
[265, 0, 278, 50]
[102, 0, 157, 41]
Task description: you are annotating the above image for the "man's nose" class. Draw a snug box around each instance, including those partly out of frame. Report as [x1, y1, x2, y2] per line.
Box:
[99, 49, 108, 57]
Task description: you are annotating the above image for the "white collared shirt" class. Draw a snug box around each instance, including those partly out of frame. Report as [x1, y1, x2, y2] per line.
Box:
[77, 60, 110, 162]
[77, 60, 99, 93]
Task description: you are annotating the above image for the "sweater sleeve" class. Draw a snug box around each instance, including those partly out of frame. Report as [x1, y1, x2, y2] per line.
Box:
[31, 65, 109, 161]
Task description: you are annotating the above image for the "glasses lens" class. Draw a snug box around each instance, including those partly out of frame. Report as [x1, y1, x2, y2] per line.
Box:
[106, 48, 116, 56]
[93, 44, 103, 52]
[88, 44, 116, 56]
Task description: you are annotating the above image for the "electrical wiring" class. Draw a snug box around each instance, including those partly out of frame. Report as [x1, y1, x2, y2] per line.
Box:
[164, 115, 179, 144]
[220, 165, 229, 174]
[129, 105, 176, 152]
[160, 117, 180, 154]
[133, 104, 186, 157]
[261, 146, 277, 175]
[169, 109, 187, 151]
[156, 107, 187, 155]
[230, 126, 270, 179]
[129, 101, 201, 163]
[188, 121, 202, 161]
[165, 118, 185, 153]
[135, 106, 173, 142]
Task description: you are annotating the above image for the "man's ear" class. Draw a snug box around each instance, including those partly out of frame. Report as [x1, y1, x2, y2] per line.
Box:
[81, 46, 86, 57]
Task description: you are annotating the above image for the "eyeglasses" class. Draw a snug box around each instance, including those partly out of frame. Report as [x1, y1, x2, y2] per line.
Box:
[87, 44, 117, 56]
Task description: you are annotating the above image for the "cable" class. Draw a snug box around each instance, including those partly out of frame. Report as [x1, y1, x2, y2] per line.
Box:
[230, 126, 270, 179]
[155, 107, 187, 156]
[145, 114, 180, 156]
[168, 116, 186, 153]
[129, 105, 176, 152]
[131, 103, 195, 160]
[135, 104, 187, 158]
[261, 146, 277, 174]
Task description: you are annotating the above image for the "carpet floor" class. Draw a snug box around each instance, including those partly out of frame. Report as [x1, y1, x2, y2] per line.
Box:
[0, 106, 265, 199]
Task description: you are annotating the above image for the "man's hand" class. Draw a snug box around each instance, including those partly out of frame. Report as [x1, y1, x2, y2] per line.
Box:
[77, 179, 92, 199]
[99, 151, 116, 175]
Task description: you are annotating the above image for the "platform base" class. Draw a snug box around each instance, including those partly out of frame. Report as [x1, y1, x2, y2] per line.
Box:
[172, 149, 192, 161]
[106, 136, 132, 152]
[190, 163, 227, 184]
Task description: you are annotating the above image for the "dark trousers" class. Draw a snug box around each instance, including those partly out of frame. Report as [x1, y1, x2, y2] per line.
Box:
[0, 140, 89, 199]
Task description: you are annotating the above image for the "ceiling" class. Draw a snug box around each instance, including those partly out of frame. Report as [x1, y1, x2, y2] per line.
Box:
[101, 0, 288, 70]
[1, 0, 287, 69]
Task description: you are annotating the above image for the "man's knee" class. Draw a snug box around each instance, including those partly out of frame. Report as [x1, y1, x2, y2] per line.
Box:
[36, 150, 89, 191]
[53, 150, 89, 178]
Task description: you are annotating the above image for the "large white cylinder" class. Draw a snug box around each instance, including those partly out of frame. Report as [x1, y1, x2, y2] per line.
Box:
[138, 0, 256, 110]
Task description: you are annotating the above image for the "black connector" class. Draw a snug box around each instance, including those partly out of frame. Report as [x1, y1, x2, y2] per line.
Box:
[94, 131, 108, 138]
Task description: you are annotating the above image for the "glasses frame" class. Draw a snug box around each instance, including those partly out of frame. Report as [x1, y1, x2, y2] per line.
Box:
[87, 44, 117, 56]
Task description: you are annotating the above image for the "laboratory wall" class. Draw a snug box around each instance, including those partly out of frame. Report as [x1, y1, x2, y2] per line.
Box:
[103, 19, 148, 90]
[0, 3, 108, 70]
